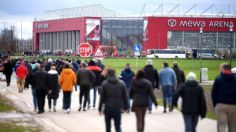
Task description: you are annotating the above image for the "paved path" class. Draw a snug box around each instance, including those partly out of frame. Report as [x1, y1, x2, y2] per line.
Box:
[0, 76, 217, 132]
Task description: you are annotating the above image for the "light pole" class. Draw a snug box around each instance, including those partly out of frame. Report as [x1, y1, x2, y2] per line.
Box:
[229, 25, 233, 66]
[200, 26, 203, 83]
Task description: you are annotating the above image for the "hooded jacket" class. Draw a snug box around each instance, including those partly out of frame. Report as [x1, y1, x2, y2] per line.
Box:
[173, 81, 207, 118]
[59, 68, 76, 92]
[212, 71, 236, 107]
[98, 76, 128, 112]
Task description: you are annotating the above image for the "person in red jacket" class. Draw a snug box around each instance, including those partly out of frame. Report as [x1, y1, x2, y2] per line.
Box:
[16, 61, 28, 93]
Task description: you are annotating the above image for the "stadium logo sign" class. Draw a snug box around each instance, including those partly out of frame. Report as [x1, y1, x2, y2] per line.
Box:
[168, 19, 177, 27]
[36, 23, 49, 29]
[168, 19, 234, 28]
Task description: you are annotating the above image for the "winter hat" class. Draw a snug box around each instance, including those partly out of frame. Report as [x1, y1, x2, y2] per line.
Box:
[146, 59, 153, 65]
[186, 72, 197, 81]
[231, 67, 236, 74]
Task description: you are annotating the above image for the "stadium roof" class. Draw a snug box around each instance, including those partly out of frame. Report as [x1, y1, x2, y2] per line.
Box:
[35, 4, 122, 21]
[140, 3, 236, 18]
[35, 4, 236, 21]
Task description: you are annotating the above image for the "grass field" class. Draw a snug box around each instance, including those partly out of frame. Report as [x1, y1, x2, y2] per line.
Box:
[0, 121, 41, 132]
[0, 96, 17, 112]
[103, 58, 236, 80]
[13, 56, 236, 80]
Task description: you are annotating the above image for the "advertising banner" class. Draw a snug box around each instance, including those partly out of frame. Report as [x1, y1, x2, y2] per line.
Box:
[86, 18, 101, 50]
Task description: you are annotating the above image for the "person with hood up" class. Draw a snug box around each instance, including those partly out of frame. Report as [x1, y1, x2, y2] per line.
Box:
[212, 63, 236, 132]
[173, 72, 206, 132]
[47, 65, 60, 112]
[59, 63, 76, 114]
[120, 63, 135, 112]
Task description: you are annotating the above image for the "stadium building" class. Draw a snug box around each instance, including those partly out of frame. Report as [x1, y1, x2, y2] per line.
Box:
[33, 4, 236, 55]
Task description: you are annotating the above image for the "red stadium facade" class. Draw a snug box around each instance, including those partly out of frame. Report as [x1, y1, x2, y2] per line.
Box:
[145, 17, 236, 49]
[33, 16, 236, 54]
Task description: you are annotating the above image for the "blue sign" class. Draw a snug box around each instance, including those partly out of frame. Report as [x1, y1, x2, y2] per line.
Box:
[133, 44, 141, 52]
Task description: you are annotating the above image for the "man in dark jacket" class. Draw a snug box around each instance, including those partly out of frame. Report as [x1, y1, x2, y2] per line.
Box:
[29, 63, 40, 112]
[173, 72, 206, 132]
[34, 64, 48, 114]
[120, 63, 135, 112]
[77, 62, 96, 111]
[99, 69, 128, 132]
[87, 60, 102, 109]
[45, 58, 52, 72]
[172, 61, 185, 89]
[143, 59, 159, 114]
[24, 60, 32, 89]
[3, 58, 13, 87]
[211, 63, 236, 132]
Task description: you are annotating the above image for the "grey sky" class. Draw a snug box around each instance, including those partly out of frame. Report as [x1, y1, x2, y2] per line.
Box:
[0, 0, 234, 16]
[0, 0, 235, 39]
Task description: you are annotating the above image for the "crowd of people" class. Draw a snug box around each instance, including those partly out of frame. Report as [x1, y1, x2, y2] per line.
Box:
[0, 55, 236, 132]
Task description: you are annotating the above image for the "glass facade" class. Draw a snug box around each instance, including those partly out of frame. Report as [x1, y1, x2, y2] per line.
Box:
[168, 31, 235, 50]
[101, 18, 143, 55]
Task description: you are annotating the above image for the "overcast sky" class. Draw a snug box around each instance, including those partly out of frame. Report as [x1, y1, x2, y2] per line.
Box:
[0, 0, 235, 39]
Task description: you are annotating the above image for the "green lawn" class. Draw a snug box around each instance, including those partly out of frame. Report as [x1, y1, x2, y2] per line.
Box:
[0, 96, 17, 112]
[0, 121, 41, 132]
[14, 56, 236, 80]
[103, 58, 236, 80]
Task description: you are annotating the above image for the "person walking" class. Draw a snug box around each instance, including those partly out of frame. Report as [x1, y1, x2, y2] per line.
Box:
[173, 72, 207, 132]
[59, 63, 76, 114]
[98, 69, 128, 132]
[143, 59, 159, 114]
[130, 70, 158, 132]
[16, 61, 28, 93]
[29, 63, 40, 112]
[77, 62, 95, 111]
[34, 64, 48, 114]
[24, 60, 32, 89]
[120, 63, 135, 112]
[159, 62, 177, 113]
[87, 60, 102, 109]
[47, 65, 60, 112]
[3, 57, 13, 87]
[45, 58, 52, 72]
[97, 68, 108, 94]
[71, 59, 80, 91]
[172, 61, 185, 89]
[212, 63, 236, 132]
